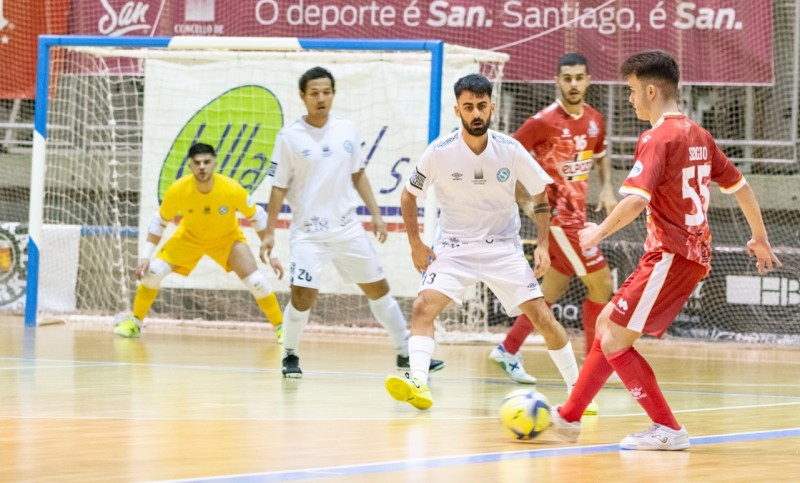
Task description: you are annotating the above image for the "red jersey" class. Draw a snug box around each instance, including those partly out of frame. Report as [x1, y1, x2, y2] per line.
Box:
[620, 113, 746, 273]
[514, 100, 607, 228]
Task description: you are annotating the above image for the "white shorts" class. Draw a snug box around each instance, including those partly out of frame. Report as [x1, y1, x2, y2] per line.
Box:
[289, 231, 385, 289]
[419, 239, 543, 317]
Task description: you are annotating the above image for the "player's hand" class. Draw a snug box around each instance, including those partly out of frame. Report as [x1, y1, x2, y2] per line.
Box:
[747, 238, 782, 275]
[578, 222, 603, 251]
[259, 234, 275, 264]
[596, 185, 618, 214]
[410, 239, 435, 273]
[371, 214, 388, 244]
[532, 246, 551, 278]
[135, 258, 150, 281]
[268, 256, 284, 280]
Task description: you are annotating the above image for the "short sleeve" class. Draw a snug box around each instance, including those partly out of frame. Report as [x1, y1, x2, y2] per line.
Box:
[349, 124, 364, 173]
[619, 133, 665, 202]
[269, 133, 292, 189]
[235, 181, 256, 218]
[159, 185, 179, 221]
[709, 142, 746, 194]
[513, 115, 546, 152]
[593, 115, 607, 158]
[515, 143, 553, 195]
[405, 146, 435, 199]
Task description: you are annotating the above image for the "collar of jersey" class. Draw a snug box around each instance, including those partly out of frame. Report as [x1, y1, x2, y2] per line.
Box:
[654, 112, 684, 128]
[556, 98, 584, 120]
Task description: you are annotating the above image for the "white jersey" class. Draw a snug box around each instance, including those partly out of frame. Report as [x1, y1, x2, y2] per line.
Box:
[270, 115, 364, 241]
[406, 128, 553, 245]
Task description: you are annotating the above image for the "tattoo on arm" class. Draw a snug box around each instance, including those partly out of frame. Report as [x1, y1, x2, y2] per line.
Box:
[533, 203, 550, 214]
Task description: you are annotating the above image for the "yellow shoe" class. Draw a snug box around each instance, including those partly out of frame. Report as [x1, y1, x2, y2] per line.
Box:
[583, 400, 599, 416]
[385, 373, 433, 410]
[113, 318, 141, 338]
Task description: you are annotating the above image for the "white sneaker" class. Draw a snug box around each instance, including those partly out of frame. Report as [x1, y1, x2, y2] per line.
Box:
[489, 345, 537, 384]
[620, 424, 690, 451]
[548, 404, 581, 443]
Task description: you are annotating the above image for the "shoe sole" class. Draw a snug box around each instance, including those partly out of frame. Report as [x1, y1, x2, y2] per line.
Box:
[282, 371, 302, 379]
[396, 362, 446, 373]
[620, 442, 691, 451]
[113, 329, 139, 339]
[385, 377, 432, 410]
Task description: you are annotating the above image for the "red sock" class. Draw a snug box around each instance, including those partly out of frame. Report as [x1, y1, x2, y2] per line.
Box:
[559, 338, 615, 422]
[582, 300, 605, 356]
[607, 347, 680, 430]
[502, 314, 534, 354]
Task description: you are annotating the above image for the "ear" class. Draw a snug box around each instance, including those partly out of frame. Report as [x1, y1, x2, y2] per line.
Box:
[453, 104, 460, 117]
[646, 84, 657, 100]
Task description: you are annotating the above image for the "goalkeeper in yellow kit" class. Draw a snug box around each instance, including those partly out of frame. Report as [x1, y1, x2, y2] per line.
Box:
[113, 143, 285, 339]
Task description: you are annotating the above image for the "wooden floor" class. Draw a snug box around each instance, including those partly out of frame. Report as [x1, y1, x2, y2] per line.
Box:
[1, 316, 799, 482]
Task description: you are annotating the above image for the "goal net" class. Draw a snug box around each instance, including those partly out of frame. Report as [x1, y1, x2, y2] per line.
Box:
[22, 36, 508, 340]
[486, 1, 800, 344]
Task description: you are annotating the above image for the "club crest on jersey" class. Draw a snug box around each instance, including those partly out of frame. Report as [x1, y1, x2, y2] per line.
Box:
[588, 120, 599, 137]
[628, 160, 644, 178]
[496, 167, 510, 182]
[218, 205, 229, 215]
[343, 140, 353, 153]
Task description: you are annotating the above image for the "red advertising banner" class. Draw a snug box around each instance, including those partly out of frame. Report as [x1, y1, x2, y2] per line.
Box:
[67, 0, 773, 85]
[0, 0, 70, 98]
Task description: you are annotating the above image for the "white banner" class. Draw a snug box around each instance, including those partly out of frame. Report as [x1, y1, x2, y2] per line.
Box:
[141, 49, 486, 297]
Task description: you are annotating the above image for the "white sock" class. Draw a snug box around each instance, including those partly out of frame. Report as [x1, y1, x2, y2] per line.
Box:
[548, 340, 580, 391]
[409, 335, 435, 384]
[282, 302, 310, 357]
[368, 293, 408, 356]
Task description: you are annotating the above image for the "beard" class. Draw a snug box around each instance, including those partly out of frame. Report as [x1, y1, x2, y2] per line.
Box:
[560, 87, 583, 105]
[462, 115, 490, 136]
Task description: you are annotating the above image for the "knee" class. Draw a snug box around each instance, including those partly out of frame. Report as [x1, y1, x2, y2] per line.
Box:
[291, 287, 317, 311]
[411, 294, 438, 322]
[141, 258, 172, 289]
[243, 271, 273, 299]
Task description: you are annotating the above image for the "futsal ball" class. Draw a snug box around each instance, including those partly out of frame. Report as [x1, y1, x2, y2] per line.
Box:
[499, 389, 551, 440]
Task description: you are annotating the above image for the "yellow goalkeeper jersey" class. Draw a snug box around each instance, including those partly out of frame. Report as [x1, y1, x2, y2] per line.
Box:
[159, 173, 255, 245]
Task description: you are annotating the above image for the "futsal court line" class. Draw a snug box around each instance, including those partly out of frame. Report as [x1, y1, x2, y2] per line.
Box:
[158, 427, 800, 483]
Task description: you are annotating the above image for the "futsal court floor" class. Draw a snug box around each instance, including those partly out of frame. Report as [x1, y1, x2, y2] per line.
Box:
[0, 315, 798, 482]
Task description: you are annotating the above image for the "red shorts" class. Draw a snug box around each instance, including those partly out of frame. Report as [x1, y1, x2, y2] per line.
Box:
[609, 251, 706, 338]
[548, 225, 607, 277]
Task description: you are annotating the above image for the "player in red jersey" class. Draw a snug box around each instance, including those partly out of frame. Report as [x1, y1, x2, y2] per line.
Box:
[548, 50, 782, 451]
[490, 53, 617, 396]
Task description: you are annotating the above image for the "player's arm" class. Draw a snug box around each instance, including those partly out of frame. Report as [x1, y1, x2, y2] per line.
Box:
[579, 194, 648, 251]
[401, 187, 435, 273]
[354, 169, 387, 243]
[731, 184, 781, 274]
[260, 186, 287, 266]
[136, 211, 170, 281]
[594, 154, 618, 214]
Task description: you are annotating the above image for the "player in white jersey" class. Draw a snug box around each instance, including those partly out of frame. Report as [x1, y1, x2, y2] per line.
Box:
[384, 73, 580, 410]
[260, 66, 443, 378]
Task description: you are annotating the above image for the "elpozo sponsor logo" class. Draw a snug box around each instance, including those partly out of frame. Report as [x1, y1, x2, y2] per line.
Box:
[0, 224, 27, 309]
[158, 85, 284, 203]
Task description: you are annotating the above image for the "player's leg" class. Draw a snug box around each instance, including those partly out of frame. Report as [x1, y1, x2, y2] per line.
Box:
[579, 268, 613, 350]
[604, 253, 702, 450]
[115, 257, 174, 338]
[226, 240, 283, 338]
[358, 278, 446, 373]
[279, 240, 326, 378]
[483, 241, 579, 393]
[489, 268, 570, 383]
[385, 243, 472, 410]
[384, 289, 451, 410]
